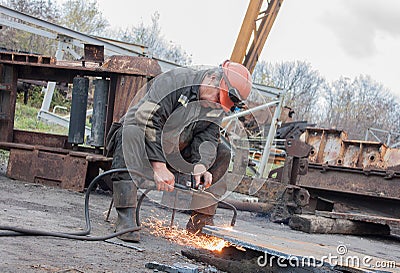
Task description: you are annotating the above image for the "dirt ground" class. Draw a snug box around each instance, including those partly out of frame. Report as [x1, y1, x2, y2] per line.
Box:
[0, 172, 253, 273]
[1, 171, 399, 273]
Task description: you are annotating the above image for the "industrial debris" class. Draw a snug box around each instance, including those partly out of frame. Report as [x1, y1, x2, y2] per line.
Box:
[145, 261, 199, 273]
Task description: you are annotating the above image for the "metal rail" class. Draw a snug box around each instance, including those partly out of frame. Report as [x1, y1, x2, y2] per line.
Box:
[365, 127, 400, 148]
[0, 4, 180, 72]
[0, 4, 146, 56]
[222, 87, 286, 181]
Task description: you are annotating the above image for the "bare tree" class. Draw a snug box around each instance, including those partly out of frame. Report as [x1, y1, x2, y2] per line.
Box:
[253, 60, 325, 122]
[0, 0, 108, 57]
[322, 77, 353, 130]
[108, 12, 192, 66]
[321, 75, 400, 139]
[0, 0, 60, 55]
[253, 61, 400, 142]
[60, 0, 109, 36]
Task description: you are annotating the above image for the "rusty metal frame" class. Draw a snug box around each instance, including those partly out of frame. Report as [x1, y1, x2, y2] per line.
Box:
[0, 54, 161, 191]
[293, 127, 400, 227]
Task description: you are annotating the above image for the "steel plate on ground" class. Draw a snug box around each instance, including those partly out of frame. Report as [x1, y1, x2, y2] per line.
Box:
[202, 224, 400, 272]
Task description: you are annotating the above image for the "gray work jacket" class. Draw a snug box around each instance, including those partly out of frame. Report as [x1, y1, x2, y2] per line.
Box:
[122, 67, 225, 172]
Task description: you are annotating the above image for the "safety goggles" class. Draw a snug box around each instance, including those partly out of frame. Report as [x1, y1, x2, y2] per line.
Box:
[221, 67, 244, 106]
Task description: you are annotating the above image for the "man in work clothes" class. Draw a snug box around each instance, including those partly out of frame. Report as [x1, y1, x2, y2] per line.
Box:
[107, 60, 252, 242]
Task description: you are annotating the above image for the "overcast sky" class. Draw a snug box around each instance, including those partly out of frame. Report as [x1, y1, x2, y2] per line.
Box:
[94, 0, 400, 100]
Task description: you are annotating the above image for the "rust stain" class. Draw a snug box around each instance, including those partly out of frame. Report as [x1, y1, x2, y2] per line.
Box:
[84, 44, 104, 63]
[112, 75, 148, 122]
[304, 128, 400, 171]
[102, 56, 162, 77]
[7, 147, 90, 192]
[298, 165, 400, 200]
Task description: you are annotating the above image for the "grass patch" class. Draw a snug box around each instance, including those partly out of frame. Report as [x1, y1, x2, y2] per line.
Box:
[17, 86, 72, 111]
[0, 150, 9, 163]
[14, 103, 69, 135]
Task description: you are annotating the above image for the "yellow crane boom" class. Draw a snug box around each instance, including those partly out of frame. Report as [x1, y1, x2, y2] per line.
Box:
[230, 0, 284, 73]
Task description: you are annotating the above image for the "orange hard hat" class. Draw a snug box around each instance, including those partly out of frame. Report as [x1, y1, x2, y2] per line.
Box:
[219, 60, 252, 112]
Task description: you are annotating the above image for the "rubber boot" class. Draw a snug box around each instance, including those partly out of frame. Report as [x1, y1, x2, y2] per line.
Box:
[113, 180, 140, 242]
[186, 211, 215, 235]
[186, 187, 219, 235]
[186, 199, 217, 235]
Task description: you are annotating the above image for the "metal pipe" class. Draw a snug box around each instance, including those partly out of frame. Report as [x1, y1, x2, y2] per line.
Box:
[369, 129, 381, 143]
[218, 200, 238, 226]
[68, 76, 89, 145]
[105, 198, 113, 222]
[90, 79, 109, 147]
[222, 100, 280, 122]
[257, 92, 285, 180]
[39, 41, 65, 113]
[218, 199, 274, 214]
[364, 128, 370, 142]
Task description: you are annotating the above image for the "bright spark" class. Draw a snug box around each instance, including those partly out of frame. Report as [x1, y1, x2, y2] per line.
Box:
[142, 216, 231, 252]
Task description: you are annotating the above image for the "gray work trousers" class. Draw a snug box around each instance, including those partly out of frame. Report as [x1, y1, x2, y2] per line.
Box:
[110, 124, 230, 214]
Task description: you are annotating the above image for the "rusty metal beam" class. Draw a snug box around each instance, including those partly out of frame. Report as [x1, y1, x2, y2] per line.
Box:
[0, 64, 17, 142]
[5, 145, 111, 191]
[305, 186, 400, 222]
[297, 127, 400, 227]
[0, 51, 54, 64]
[304, 127, 400, 170]
[298, 165, 400, 200]
[7, 147, 88, 191]
[13, 129, 69, 148]
[304, 128, 347, 165]
[0, 56, 160, 190]
[102, 56, 161, 77]
[0, 55, 161, 84]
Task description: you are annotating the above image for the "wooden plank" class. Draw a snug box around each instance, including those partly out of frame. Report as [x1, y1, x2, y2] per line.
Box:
[289, 214, 390, 235]
[315, 211, 400, 228]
